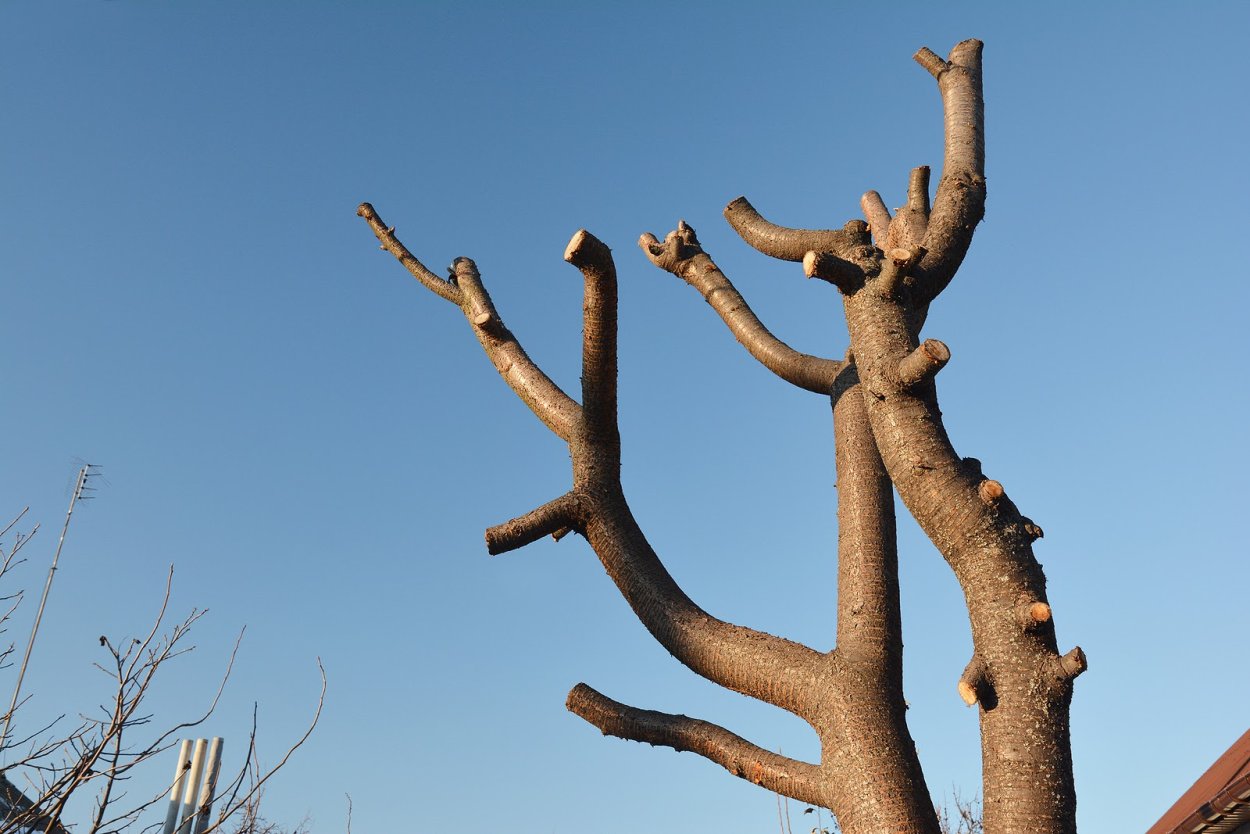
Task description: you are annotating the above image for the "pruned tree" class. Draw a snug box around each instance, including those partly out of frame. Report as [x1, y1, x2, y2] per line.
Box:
[358, 39, 1084, 834]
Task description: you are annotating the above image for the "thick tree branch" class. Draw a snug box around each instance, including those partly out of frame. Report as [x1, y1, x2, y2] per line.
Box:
[911, 40, 986, 303]
[357, 203, 462, 305]
[831, 42, 1078, 832]
[640, 221, 843, 394]
[724, 197, 872, 263]
[484, 492, 583, 556]
[576, 494, 825, 717]
[895, 338, 950, 389]
[564, 230, 619, 455]
[566, 683, 826, 807]
[831, 363, 900, 674]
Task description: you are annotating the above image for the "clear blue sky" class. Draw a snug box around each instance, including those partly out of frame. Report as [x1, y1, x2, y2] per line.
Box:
[2, 2, 1247, 832]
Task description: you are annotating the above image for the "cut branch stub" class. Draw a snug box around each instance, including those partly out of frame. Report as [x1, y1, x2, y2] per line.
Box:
[977, 478, 1004, 504]
[1021, 517, 1045, 541]
[913, 47, 949, 78]
[1054, 647, 1088, 684]
[886, 168, 931, 252]
[485, 492, 583, 556]
[452, 258, 505, 337]
[876, 246, 925, 299]
[907, 166, 932, 215]
[802, 251, 864, 294]
[895, 338, 950, 389]
[564, 228, 613, 272]
[860, 191, 892, 249]
[957, 656, 989, 707]
[1016, 600, 1052, 629]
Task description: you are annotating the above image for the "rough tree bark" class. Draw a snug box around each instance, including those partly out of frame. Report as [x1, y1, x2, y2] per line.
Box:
[358, 39, 1084, 834]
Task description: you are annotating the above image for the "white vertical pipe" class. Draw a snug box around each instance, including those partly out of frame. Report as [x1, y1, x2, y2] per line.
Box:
[177, 739, 207, 834]
[161, 740, 193, 834]
[192, 737, 224, 834]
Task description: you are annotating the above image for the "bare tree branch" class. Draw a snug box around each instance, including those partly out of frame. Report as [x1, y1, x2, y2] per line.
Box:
[723, 198, 870, 264]
[484, 492, 583, 556]
[639, 221, 843, 394]
[566, 683, 826, 807]
[357, 203, 461, 305]
[356, 203, 582, 441]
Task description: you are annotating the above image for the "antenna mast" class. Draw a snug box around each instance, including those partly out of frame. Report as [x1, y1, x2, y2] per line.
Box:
[1, 465, 95, 752]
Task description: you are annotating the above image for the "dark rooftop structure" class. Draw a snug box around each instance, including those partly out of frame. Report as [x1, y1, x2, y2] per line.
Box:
[1148, 729, 1250, 834]
[0, 772, 70, 834]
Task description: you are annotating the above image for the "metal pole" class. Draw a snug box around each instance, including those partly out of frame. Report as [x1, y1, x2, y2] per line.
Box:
[177, 739, 207, 834]
[1, 466, 89, 751]
[192, 737, 224, 834]
[162, 740, 193, 834]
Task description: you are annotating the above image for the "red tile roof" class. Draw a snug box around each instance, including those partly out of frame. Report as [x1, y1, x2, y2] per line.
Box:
[1148, 729, 1250, 834]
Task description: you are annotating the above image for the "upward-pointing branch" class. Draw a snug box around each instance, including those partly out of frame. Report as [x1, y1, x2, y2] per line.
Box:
[565, 230, 619, 457]
[910, 40, 985, 303]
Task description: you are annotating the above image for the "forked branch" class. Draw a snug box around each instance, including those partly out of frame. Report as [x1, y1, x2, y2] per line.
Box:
[357, 203, 581, 442]
[360, 207, 828, 720]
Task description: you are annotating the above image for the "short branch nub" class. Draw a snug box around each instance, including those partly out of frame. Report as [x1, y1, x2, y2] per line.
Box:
[1021, 518, 1044, 541]
[958, 656, 988, 707]
[1016, 600, 1052, 628]
[913, 47, 950, 78]
[877, 246, 925, 298]
[564, 229, 612, 271]
[896, 339, 950, 389]
[1056, 646, 1088, 680]
[978, 479, 1004, 503]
